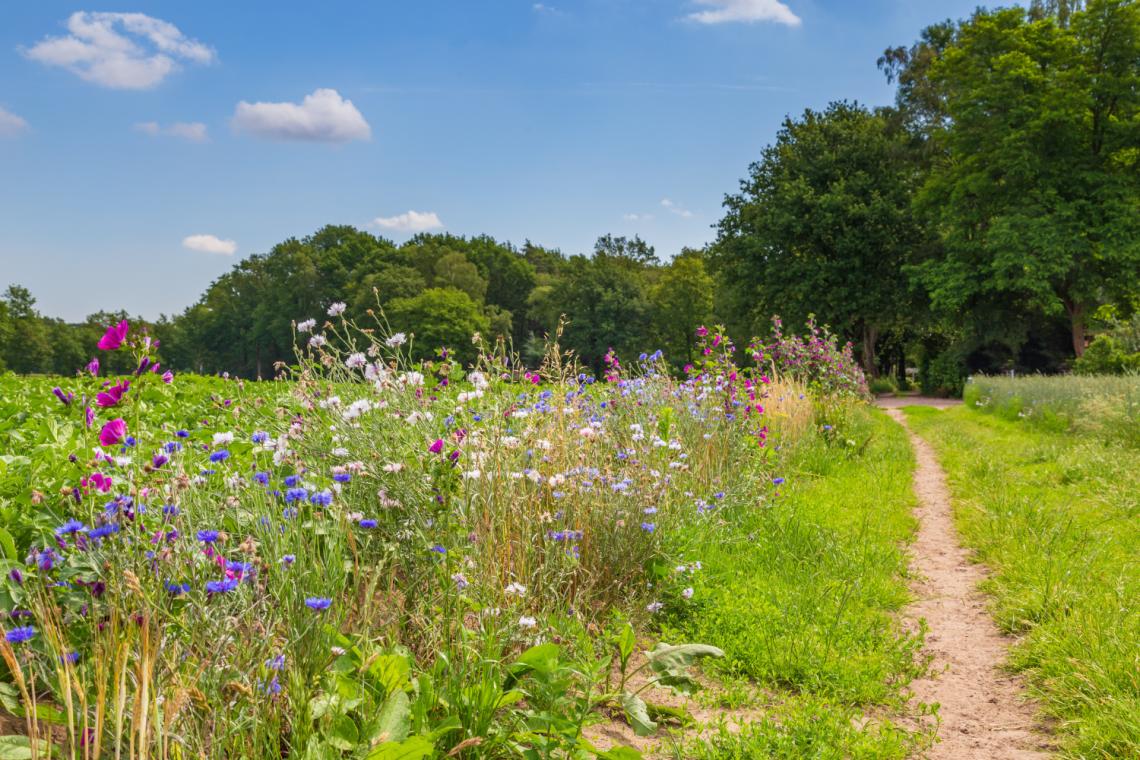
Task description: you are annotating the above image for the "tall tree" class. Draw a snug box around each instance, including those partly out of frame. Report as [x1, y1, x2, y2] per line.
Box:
[914, 0, 1140, 357]
[710, 101, 925, 375]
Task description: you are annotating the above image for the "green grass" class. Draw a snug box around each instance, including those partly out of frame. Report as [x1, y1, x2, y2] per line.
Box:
[666, 407, 929, 758]
[965, 374, 1140, 446]
[906, 406, 1140, 758]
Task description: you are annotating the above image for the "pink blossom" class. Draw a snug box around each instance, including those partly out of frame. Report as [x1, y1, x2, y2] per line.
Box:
[85, 407, 95, 428]
[86, 357, 100, 376]
[161, 370, 173, 384]
[96, 380, 130, 408]
[428, 438, 444, 454]
[97, 320, 129, 351]
[98, 418, 127, 447]
[82, 472, 113, 493]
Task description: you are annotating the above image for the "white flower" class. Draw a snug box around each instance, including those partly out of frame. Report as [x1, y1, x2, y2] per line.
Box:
[345, 353, 367, 369]
[578, 427, 597, 440]
[646, 601, 664, 613]
[386, 332, 407, 347]
[382, 462, 405, 473]
[518, 616, 537, 629]
[682, 587, 694, 599]
[468, 371, 489, 389]
[327, 302, 347, 316]
[309, 335, 327, 348]
[400, 371, 424, 387]
[212, 432, 234, 446]
[505, 582, 527, 597]
[297, 318, 317, 333]
[462, 469, 481, 480]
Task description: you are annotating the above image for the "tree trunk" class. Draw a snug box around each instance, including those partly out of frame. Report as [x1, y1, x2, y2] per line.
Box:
[1065, 300, 1086, 358]
[861, 323, 879, 377]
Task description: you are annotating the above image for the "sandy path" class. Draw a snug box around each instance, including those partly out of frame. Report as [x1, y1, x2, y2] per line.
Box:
[883, 405, 1050, 759]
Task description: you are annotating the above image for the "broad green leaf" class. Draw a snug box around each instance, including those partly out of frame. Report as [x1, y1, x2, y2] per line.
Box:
[363, 736, 433, 760]
[620, 691, 656, 737]
[515, 642, 561, 676]
[0, 736, 32, 760]
[594, 746, 643, 760]
[617, 623, 636, 666]
[0, 529, 15, 561]
[646, 643, 724, 694]
[325, 714, 359, 751]
[368, 653, 411, 697]
[370, 690, 410, 744]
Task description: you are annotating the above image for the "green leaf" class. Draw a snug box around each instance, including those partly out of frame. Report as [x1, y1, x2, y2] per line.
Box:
[0, 736, 32, 760]
[368, 653, 411, 697]
[620, 691, 657, 737]
[363, 736, 433, 760]
[515, 642, 562, 676]
[617, 623, 636, 666]
[0, 529, 16, 562]
[325, 714, 359, 751]
[646, 643, 724, 694]
[594, 746, 643, 760]
[370, 690, 410, 744]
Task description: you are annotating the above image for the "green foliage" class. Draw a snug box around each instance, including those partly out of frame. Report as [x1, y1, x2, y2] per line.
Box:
[710, 101, 925, 374]
[385, 288, 490, 364]
[907, 406, 1140, 757]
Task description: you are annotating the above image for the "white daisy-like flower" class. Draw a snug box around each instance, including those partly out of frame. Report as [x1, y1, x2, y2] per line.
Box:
[309, 335, 327, 348]
[682, 587, 694, 599]
[646, 601, 664, 613]
[327, 302, 347, 316]
[386, 332, 407, 347]
[505, 582, 527, 597]
[296, 318, 316, 333]
[345, 353, 367, 369]
[518, 616, 537, 629]
[212, 432, 234, 446]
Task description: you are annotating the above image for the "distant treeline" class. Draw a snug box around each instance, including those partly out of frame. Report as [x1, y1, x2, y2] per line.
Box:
[2, 0, 1137, 392]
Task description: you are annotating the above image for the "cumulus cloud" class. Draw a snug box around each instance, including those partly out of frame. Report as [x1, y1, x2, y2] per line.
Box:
[22, 11, 215, 89]
[232, 88, 371, 143]
[0, 107, 29, 137]
[661, 198, 694, 218]
[135, 121, 207, 142]
[371, 211, 443, 233]
[685, 0, 801, 26]
[533, 3, 562, 14]
[183, 234, 237, 255]
[623, 213, 654, 222]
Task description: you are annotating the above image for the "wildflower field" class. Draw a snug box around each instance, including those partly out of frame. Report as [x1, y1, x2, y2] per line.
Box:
[0, 311, 943, 759]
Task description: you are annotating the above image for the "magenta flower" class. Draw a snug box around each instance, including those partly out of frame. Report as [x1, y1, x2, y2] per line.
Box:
[85, 407, 95, 428]
[96, 380, 130, 408]
[86, 357, 99, 376]
[428, 438, 444, 454]
[161, 370, 173, 384]
[52, 387, 73, 406]
[99, 418, 127, 447]
[97, 320, 129, 351]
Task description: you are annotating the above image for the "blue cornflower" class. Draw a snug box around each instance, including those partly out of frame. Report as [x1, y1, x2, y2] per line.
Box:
[60, 652, 80, 664]
[196, 530, 219, 544]
[429, 544, 446, 554]
[226, 560, 254, 576]
[641, 522, 656, 533]
[772, 477, 785, 486]
[284, 488, 307, 504]
[89, 524, 119, 540]
[6, 626, 35, 644]
[281, 555, 296, 566]
[165, 581, 190, 596]
[209, 450, 230, 463]
[359, 519, 378, 529]
[332, 473, 351, 483]
[251, 431, 269, 444]
[253, 472, 270, 485]
[55, 519, 87, 537]
[714, 491, 725, 499]
[206, 579, 238, 594]
[284, 475, 300, 487]
[175, 430, 189, 438]
[266, 654, 285, 670]
[305, 597, 332, 611]
[164, 441, 183, 453]
[309, 490, 333, 507]
[163, 504, 180, 518]
[282, 507, 298, 519]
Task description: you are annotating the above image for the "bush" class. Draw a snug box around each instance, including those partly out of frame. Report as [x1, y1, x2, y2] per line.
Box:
[868, 376, 898, 395]
[1074, 315, 1140, 375]
[750, 315, 869, 399]
[920, 350, 967, 397]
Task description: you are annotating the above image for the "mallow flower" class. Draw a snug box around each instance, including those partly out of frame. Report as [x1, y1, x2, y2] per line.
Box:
[97, 320, 129, 351]
[98, 419, 127, 447]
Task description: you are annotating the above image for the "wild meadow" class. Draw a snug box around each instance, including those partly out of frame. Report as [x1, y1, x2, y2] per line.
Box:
[907, 391, 1140, 758]
[0, 310, 925, 759]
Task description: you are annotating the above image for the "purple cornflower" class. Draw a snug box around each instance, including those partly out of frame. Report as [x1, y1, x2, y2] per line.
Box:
[206, 579, 238, 594]
[196, 530, 219, 544]
[209, 450, 230, 463]
[305, 597, 332, 611]
[253, 472, 269, 485]
[429, 544, 446, 554]
[309, 491, 333, 507]
[332, 473, 351, 483]
[251, 431, 269, 444]
[641, 522, 656, 533]
[359, 519, 378, 529]
[6, 626, 36, 644]
[55, 519, 87, 537]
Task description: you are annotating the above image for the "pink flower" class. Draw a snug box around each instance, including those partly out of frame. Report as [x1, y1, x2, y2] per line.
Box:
[161, 370, 173, 384]
[98, 418, 127, 447]
[86, 357, 100, 376]
[97, 320, 129, 351]
[82, 472, 113, 493]
[85, 407, 95, 428]
[428, 438, 444, 454]
[96, 380, 130, 408]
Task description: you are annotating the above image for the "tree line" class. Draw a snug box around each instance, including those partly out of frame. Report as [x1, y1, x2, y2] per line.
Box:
[2, 0, 1136, 392]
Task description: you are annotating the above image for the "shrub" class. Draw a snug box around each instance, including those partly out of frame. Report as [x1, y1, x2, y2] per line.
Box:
[919, 350, 967, 397]
[748, 316, 869, 399]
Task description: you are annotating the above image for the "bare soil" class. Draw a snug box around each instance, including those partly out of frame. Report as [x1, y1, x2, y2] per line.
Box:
[883, 405, 1052, 758]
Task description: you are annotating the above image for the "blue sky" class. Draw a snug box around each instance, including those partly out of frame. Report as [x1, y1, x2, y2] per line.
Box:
[0, 0, 983, 322]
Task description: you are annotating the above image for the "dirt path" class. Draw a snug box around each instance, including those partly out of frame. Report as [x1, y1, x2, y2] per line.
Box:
[882, 404, 1050, 759]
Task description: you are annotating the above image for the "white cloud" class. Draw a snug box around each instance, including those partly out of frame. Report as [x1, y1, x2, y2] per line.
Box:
[661, 198, 694, 218]
[135, 121, 207, 142]
[623, 213, 654, 222]
[0, 107, 29, 137]
[371, 211, 443, 233]
[23, 12, 215, 89]
[182, 234, 237, 255]
[685, 0, 801, 26]
[232, 88, 371, 143]
[533, 3, 562, 14]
